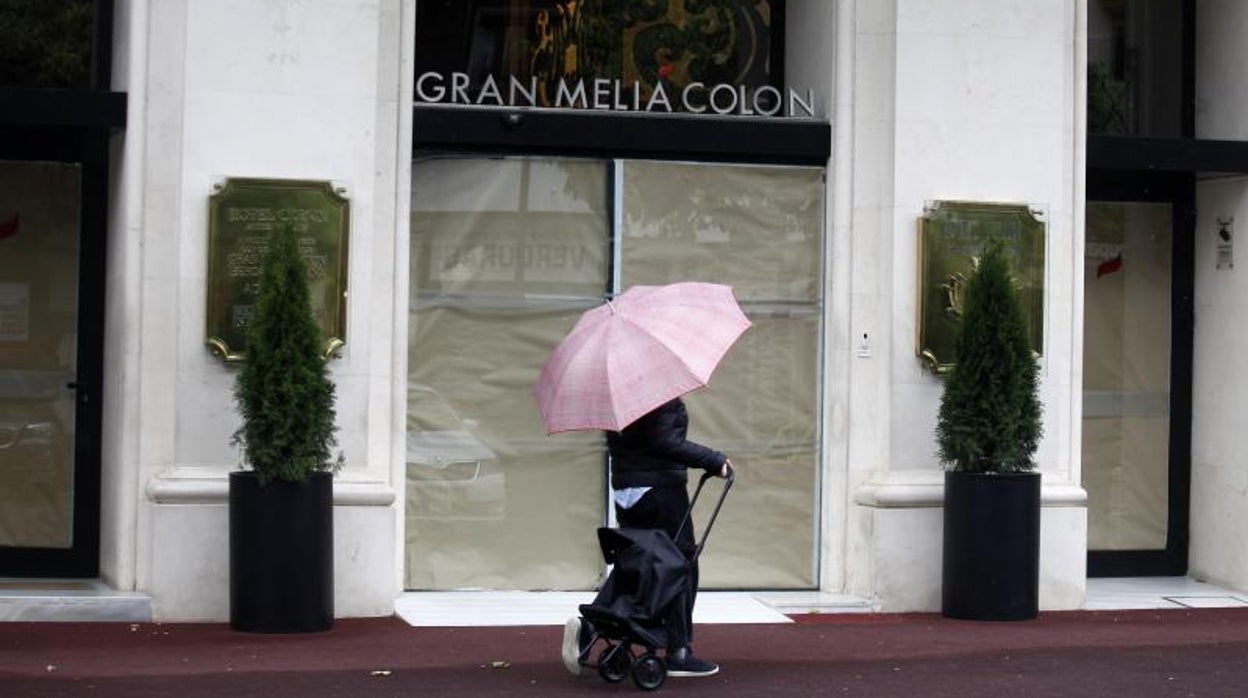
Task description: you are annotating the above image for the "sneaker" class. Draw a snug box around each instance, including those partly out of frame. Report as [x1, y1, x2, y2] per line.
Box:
[561, 616, 592, 676]
[666, 647, 719, 677]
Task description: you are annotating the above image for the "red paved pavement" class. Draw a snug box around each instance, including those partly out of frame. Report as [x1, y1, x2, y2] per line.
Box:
[3, 608, 1248, 696]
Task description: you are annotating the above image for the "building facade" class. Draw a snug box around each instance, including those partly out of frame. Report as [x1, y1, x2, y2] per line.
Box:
[3, 0, 1248, 622]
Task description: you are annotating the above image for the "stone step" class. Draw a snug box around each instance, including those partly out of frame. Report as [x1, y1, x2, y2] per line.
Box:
[0, 579, 151, 622]
[753, 591, 877, 616]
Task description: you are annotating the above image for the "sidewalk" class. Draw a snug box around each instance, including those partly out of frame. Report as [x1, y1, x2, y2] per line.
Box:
[5, 607, 1248, 696]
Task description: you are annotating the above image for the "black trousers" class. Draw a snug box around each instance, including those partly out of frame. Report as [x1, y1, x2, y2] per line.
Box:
[615, 484, 698, 650]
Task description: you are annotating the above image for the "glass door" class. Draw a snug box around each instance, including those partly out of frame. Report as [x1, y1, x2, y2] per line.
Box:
[0, 1, 116, 578]
[1084, 176, 1193, 576]
[0, 157, 99, 576]
[616, 160, 824, 588]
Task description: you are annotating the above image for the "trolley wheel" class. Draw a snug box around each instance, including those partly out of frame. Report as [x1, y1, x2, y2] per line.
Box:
[597, 644, 631, 684]
[632, 653, 666, 691]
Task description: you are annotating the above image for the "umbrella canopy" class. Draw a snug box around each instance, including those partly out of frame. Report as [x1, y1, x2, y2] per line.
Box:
[534, 282, 751, 434]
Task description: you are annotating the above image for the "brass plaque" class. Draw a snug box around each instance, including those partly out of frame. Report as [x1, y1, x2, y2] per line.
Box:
[917, 201, 1045, 373]
[206, 178, 349, 362]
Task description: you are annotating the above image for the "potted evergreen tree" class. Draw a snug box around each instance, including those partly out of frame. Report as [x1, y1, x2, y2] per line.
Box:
[229, 224, 342, 633]
[935, 238, 1042, 621]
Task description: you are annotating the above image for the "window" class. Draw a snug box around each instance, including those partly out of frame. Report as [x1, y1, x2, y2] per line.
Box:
[0, 1, 99, 90]
[1088, 0, 1184, 137]
[414, 0, 783, 113]
[408, 155, 824, 590]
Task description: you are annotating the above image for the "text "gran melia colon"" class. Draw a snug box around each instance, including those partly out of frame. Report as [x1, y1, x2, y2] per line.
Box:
[416, 72, 817, 119]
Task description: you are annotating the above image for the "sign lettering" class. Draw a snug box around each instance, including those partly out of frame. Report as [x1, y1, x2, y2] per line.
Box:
[415, 71, 817, 119]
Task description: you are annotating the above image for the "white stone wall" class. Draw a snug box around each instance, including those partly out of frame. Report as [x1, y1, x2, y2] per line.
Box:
[1190, 0, 1248, 602]
[104, 0, 408, 621]
[839, 0, 1087, 611]
[1192, 177, 1248, 592]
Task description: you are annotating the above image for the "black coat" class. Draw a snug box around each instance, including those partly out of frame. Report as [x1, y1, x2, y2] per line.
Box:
[608, 398, 724, 489]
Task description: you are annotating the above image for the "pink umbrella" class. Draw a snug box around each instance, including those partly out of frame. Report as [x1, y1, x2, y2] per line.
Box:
[534, 282, 751, 434]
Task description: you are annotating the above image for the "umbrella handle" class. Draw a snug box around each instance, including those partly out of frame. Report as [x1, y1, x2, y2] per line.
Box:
[675, 470, 735, 561]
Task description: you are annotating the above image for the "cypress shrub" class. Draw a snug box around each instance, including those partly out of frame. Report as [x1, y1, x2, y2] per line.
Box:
[935, 239, 1041, 473]
[232, 225, 342, 483]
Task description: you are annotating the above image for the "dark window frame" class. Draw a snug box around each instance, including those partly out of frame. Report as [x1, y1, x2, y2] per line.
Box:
[1085, 170, 1194, 578]
[0, 0, 125, 130]
[413, 105, 830, 166]
[0, 0, 120, 578]
[411, 0, 828, 166]
[1086, 0, 1248, 174]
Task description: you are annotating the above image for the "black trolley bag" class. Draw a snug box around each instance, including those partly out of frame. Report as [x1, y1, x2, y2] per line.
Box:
[575, 470, 735, 691]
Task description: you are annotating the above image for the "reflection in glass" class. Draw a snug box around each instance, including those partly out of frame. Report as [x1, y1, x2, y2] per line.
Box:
[0, 161, 81, 549]
[1083, 202, 1171, 551]
[0, 1, 97, 89]
[1087, 0, 1183, 136]
[414, 0, 780, 113]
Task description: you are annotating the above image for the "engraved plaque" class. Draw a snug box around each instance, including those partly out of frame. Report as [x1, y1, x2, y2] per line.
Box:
[917, 201, 1045, 373]
[206, 178, 349, 362]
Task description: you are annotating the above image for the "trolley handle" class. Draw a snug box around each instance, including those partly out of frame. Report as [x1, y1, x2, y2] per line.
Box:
[674, 469, 735, 560]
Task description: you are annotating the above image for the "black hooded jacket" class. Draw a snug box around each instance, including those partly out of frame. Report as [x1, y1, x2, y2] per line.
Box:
[608, 398, 725, 489]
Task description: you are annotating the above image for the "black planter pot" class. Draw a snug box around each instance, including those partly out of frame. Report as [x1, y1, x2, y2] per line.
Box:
[941, 471, 1041, 621]
[229, 471, 334, 633]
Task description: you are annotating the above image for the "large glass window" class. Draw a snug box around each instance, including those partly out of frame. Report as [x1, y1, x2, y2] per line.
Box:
[414, 0, 782, 113]
[408, 155, 825, 590]
[1088, 0, 1184, 137]
[408, 158, 610, 590]
[0, 1, 98, 89]
[619, 161, 822, 587]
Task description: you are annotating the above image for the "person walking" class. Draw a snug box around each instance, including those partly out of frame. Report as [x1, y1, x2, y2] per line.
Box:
[563, 397, 732, 678]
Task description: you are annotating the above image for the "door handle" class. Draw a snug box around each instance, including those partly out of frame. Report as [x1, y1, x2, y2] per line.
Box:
[66, 381, 88, 403]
